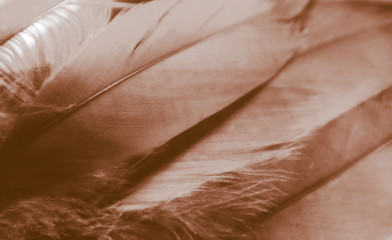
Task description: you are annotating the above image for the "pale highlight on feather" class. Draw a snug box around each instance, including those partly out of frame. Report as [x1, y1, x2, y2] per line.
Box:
[0, 1, 111, 103]
[0, 1, 117, 143]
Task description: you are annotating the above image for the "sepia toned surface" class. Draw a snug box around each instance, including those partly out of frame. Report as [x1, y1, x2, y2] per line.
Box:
[0, 0, 392, 239]
[258, 142, 392, 239]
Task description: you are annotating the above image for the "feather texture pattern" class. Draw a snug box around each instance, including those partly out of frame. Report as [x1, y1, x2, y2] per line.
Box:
[0, 0, 392, 239]
[0, 0, 304, 205]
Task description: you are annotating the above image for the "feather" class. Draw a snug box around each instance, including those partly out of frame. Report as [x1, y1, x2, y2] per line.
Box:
[107, 1, 392, 238]
[1, 0, 392, 239]
[118, 0, 392, 209]
[0, 0, 305, 204]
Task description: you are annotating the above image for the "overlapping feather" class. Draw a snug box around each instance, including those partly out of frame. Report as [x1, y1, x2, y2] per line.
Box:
[0, 0, 305, 205]
[0, 0, 392, 239]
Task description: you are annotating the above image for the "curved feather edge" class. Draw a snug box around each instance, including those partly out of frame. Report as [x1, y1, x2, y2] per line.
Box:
[0, 0, 64, 44]
[0, 1, 112, 99]
[0, 0, 119, 143]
